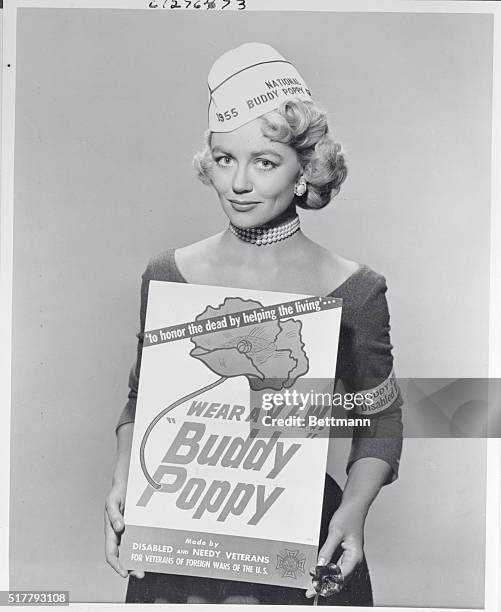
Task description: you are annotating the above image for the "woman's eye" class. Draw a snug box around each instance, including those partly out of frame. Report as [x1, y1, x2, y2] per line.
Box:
[215, 156, 233, 167]
[255, 159, 276, 170]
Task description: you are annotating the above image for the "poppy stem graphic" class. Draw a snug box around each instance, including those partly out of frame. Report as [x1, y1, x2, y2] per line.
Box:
[139, 376, 227, 490]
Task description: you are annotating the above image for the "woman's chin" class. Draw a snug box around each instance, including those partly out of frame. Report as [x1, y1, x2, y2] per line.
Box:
[227, 208, 290, 229]
[225, 210, 264, 229]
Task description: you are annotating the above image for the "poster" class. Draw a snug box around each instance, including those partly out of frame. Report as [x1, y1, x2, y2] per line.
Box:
[120, 281, 342, 588]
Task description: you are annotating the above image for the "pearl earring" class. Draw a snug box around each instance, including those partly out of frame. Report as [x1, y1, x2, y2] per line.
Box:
[294, 176, 307, 197]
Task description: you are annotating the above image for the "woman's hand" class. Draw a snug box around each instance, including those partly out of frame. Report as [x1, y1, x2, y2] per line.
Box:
[305, 500, 366, 598]
[104, 479, 145, 580]
[305, 458, 393, 598]
[322, 500, 366, 573]
[105, 422, 144, 579]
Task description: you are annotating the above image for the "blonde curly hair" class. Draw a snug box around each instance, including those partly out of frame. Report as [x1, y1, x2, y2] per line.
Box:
[193, 99, 347, 210]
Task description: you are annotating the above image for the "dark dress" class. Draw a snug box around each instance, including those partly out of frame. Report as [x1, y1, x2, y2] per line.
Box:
[117, 248, 403, 606]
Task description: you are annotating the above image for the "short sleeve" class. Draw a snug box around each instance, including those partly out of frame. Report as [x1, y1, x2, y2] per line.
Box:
[115, 259, 155, 432]
[341, 275, 403, 484]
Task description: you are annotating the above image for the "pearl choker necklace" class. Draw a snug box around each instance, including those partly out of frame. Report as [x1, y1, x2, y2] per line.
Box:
[229, 215, 300, 246]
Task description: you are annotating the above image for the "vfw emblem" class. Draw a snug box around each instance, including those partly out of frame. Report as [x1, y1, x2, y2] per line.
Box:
[276, 549, 306, 579]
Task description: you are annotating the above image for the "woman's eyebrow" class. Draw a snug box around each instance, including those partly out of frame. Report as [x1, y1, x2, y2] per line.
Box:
[251, 149, 284, 159]
[211, 145, 229, 154]
[210, 146, 283, 160]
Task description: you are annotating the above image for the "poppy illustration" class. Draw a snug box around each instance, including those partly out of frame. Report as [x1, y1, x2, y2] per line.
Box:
[190, 297, 309, 390]
[140, 296, 309, 489]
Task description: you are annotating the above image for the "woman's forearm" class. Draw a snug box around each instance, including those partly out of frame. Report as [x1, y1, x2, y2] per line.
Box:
[339, 457, 393, 518]
[112, 422, 134, 486]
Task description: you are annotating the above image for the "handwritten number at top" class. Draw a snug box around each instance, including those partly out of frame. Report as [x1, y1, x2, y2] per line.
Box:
[148, 0, 246, 8]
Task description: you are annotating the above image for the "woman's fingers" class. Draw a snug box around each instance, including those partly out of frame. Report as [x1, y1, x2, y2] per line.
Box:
[104, 492, 141, 579]
[104, 510, 128, 578]
[304, 528, 342, 599]
[317, 527, 342, 567]
[337, 538, 363, 579]
[104, 491, 140, 579]
[129, 570, 145, 579]
[105, 494, 125, 533]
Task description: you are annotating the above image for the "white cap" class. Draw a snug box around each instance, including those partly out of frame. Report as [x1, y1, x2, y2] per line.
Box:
[207, 42, 313, 133]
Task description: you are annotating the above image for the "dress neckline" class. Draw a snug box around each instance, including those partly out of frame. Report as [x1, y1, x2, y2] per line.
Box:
[169, 248, 366, 297]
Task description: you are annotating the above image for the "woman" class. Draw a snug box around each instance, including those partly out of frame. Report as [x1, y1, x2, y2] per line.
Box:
[104, 42, 403, 606]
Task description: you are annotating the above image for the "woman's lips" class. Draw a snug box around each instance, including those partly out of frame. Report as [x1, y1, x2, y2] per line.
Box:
[228, 199, 260, 212]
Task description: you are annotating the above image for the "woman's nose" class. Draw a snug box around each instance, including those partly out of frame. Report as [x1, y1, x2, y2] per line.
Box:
[231, 164, 252, 194]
